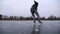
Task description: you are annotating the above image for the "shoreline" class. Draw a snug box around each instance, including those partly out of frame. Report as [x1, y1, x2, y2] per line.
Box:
[0, 20, 60, 21]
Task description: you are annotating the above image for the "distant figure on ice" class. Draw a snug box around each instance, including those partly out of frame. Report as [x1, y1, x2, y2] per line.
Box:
[30, 0, 42, 24]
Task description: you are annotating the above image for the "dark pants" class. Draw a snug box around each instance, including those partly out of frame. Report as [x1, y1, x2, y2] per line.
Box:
[31, 11, 41, 23]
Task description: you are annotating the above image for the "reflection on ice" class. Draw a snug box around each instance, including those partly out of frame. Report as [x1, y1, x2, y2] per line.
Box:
[31, 23, 42, 34]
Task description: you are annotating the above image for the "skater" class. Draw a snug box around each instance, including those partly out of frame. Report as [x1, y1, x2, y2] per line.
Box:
[30, 0, 42, 24]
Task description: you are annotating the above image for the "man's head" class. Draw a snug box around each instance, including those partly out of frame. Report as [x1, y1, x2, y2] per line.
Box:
[34, 1, 38, 6]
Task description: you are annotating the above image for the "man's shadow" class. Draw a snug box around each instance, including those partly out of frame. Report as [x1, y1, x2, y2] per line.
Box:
[31, 23, 42, 34]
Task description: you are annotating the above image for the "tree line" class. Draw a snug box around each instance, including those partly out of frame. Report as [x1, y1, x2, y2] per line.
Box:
[0, 14, 60, 20]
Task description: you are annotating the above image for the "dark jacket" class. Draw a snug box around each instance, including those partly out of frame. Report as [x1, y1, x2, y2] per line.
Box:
[30, 1, 38, 11]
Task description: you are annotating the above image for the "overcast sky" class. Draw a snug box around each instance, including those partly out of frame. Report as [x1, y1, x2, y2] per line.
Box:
[0, 0, 60, 17]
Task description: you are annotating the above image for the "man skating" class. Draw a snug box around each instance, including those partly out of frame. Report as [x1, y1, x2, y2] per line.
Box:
[30, 0, 42, 24]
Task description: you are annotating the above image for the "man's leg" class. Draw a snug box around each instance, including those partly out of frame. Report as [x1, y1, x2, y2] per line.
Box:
[31, 12, 36, 23]
[35, 11, 42, 23]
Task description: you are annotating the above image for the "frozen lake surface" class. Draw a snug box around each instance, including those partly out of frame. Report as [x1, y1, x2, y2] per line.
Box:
[0, 21, 60, 34]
